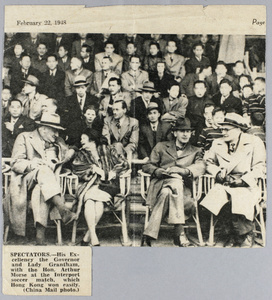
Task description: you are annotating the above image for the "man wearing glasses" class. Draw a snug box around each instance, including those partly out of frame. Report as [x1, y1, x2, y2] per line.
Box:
[201, 113, 266, 247]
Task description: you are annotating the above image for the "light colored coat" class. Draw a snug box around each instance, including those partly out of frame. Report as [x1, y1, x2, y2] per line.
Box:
[94, 52, 123, 75]
[164, 53, 186, 79]
[5, 130, 71, 236]
[201, 133, 266, 220]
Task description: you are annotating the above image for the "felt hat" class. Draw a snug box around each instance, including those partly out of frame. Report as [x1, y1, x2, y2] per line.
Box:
[36, 113, 65, 130]
[139, 81, 156, 92]
[73, 75, 88, 87]
[22, 75, 39, 86]
[172, 117, 192, 131]
[219, 112, 248, 130]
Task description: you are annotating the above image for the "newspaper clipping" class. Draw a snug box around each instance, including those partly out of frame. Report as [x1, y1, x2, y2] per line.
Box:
[1, 4, 266, 296]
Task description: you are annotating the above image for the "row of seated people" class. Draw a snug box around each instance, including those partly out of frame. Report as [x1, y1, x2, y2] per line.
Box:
[2, 110, 266, 247]
[2, 72, 266, 160]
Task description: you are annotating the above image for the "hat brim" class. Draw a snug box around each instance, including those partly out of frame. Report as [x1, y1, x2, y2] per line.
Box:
[139, 88, 157, 92]
[172, 126, 193, 131]
[35, 121, 65, 131]
[73, 83, 89, 87]
[21, 79, 38, 86]
[218, 121, 247, 130]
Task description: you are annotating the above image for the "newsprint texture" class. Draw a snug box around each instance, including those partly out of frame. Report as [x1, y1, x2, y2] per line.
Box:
[2, 4, 266, 296]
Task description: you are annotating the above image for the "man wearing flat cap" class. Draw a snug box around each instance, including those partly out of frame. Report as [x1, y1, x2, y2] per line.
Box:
[201, 112, 266, 247]
[129, 81, 163, 127]
[5, 113, 76, 245]
[141, 117, 206, 247]
[17, 74, 48, 120]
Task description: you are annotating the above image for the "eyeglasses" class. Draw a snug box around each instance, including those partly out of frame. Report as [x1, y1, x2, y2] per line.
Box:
[220, 127, 236, 132]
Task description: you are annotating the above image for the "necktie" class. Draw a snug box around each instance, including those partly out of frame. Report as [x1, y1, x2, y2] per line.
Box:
[79, 97, 83, 109]
[170, 55, 173, 64]
[50, 71, 54, 77]
[176, 145, 185, 151]
[116, 121, 121, 129]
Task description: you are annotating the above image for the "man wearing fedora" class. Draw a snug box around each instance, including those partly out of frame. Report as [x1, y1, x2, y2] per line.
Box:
[6, 113, 76, 245]
[64, 57, 93, 97]
[141, 117, 206, 247]
[129, 81, 163, 127]
[18, 74, 48, 121]
[138, 102, 171, 160]
[201, 113, 266, 247]
[61, 75, 97, 130]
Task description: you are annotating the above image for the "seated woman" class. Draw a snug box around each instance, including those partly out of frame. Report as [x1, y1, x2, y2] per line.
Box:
[71, 128, 129, 246]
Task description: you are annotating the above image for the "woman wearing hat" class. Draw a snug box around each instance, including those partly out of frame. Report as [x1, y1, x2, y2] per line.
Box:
[201, 113, 266, 247]
[71, 128, 129, 246]
[141, 117, 206, 246]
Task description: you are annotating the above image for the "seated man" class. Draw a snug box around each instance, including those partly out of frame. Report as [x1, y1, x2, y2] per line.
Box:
[2, 86, 12, 117]
[122, 42, 138, 72]
[6, 113, 76, 245]
[141, 117, 206, 247]
[200, 113, 266, 247]
[102, 100, 139, 161]
[31, 42, 48, 74]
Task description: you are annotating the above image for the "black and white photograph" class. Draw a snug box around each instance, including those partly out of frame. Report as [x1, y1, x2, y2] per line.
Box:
[2, 31, 266, 248]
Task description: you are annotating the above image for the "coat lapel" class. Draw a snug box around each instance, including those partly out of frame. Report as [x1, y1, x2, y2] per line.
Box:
[110, 117, 120, 141]
[166, 141, 178, 159]
[145, 125, 155, 148]
[28, 129, 46, 159]
[119, 116, 129, 140]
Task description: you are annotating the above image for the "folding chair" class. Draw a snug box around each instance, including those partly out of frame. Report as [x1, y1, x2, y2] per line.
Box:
[70, 169, 132, 246]
[138, 170, 205, 246]
[202, 175, 267, 247]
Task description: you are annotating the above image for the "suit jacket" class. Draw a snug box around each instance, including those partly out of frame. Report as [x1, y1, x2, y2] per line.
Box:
[40, 68, 65, 100]
[162, 96, 188, 117]
[8, 129, 71, 236]
[206, 73, 234, 97]
[58, 57, 71, 73]
[61, 93, 98, 127]
[102, 115, 139, 154]
[10, 66, 41, 96]
[142, 140, 206, 208]
[64, 68, 93, 97]
[129, 96, 163, 126]
[31, 55, 48, 73]
[212, 92, 243, 115]
[164, 53, 186, 79]
[121, 69, 149, 101]
[71, 38, 94, 58]
[184, 55, 210, 74]
[149, 72, 175, 98]
[138, 121, 171, 158]
[95, 52, 123, 75]
[2, 114, 36, 157]
[201, 133, 266, 220]
[90, 70, 119, 96]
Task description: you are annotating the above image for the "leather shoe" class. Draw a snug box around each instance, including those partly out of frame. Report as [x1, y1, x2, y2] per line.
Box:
[80, 240, 90, 246]
[173, 233, 192, 247]
[141, 235, 152, 247]
[239, 233, 254, 248]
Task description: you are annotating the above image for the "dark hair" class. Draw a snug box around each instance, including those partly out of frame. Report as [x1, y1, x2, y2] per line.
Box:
[254, 77, 265, 84]
[81, 128, 101, 144]
[193, 80, 207, 88]
[242, 84, 253, 91]
[104, 39, 115, 49]
[102, 56, 113, 63]
[149, 41, 160, 50]
[10, 98, 23, 106]
[234, 60, 245, 67]
[239, 74, 252, 85]
[83, 104, 99, 114]
[212, 107, 224, 116]
[20, 54, 31, 60]
[219, 78, 232, 87]
[81, 44, 92, 54]
[129, 55, 141, 62]
[126, 41, 136, 48]
[14, 42, 24, 48]
[216, 61, 227, 69]
[204, 103, 215, 111]
[167, 40, 177, 47]
[47, 53, 58, 61]
[108, 77, 121, 86]
[58, 44, 69, 52]
[250, 111, 264, 126]
[199, 63, 211, 73]
[113, 100, 128, 111]
[37, 41, 47, 48]
[192, 42, 204, 50]
[2, 85, 11, 91]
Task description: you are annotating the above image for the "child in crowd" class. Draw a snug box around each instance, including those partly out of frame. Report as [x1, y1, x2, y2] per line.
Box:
[197, 107, 224, 151]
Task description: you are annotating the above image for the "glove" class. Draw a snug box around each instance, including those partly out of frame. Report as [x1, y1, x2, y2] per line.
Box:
[215, 171, 226, 184]
[154, 168, 168, 179]
[228, 178, 248, 188]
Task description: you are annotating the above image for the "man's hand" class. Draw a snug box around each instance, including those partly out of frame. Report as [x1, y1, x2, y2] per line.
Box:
[154, 168, 169, 179]
[216, 169, 227, 184]
[228, 178, 248, 188]
[93, 165, 105, 180]
[30, 158, 45, 170]
[168, 166, 190, 176]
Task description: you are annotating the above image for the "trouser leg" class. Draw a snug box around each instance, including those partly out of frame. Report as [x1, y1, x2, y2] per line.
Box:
[232, 214, 254, 236]
[144, 187, 170, 240]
